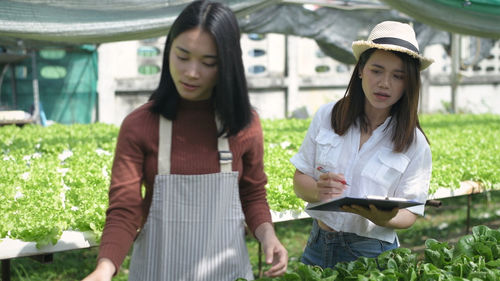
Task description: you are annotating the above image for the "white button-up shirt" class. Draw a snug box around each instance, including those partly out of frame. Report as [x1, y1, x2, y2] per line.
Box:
[290, 101, 432, 243]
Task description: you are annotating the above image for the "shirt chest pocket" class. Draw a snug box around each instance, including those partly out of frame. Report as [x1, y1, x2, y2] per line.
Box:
[315, 129, 343, 171]
[361, 148, 410, 188]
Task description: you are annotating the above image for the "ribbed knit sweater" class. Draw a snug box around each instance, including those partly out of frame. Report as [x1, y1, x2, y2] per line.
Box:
[97, 99, 272, 271]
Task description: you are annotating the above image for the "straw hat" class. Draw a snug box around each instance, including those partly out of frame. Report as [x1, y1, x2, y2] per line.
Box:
[352, 21, 434, 70]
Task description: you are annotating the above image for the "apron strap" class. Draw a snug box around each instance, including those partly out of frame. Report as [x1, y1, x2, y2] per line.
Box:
[158, 116, 172, 175]
[158, 115, 233, 174]
[218, 138, 232, 172]
[215, 116, 233, 173]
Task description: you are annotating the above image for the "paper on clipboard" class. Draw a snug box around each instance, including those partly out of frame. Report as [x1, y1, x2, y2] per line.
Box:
[306, 195, 423, 212]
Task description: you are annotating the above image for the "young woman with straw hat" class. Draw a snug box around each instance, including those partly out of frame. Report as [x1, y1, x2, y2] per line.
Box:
[291, 20, 434, 268]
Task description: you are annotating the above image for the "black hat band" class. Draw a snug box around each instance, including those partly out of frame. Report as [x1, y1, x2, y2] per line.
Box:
[372, 37, 419, 54]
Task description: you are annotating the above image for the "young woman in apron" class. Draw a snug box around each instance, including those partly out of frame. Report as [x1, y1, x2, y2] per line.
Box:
[83, 1, 288, 280]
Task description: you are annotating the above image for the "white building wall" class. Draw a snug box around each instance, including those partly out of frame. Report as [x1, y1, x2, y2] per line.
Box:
[97, 40, 144, 125]
[97, 33, 500, 126]
[241, 33, 285, 75]
[424, 41, 500, 114]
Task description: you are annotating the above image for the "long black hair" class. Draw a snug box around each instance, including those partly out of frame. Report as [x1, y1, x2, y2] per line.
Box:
[149, 0, 252, 137]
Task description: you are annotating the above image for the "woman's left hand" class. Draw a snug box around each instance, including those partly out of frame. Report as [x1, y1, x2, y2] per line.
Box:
[341, 204, 399, 227]
[254, 222, 288, 277]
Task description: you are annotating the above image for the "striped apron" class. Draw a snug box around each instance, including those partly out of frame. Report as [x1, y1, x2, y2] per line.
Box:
[128, 116, 253, 281]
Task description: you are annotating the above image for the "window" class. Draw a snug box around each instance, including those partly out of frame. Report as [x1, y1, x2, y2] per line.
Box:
[315, 65, 330, 73]
[248, 65, 266, 74]
[315, 50, 327, 58]
[15, 66, 28, 79]
[248, 33, 266, 41]
[40, 49, 66, 60]
[248, 49, 266, 57]
[138, 64, 160, 75]
[138, 46, 161, 57]
[40, 66, 67, 79]
[336, 64, 348, 73]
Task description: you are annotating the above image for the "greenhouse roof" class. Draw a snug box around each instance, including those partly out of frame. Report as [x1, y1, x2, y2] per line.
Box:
[0, 0, 498, 63]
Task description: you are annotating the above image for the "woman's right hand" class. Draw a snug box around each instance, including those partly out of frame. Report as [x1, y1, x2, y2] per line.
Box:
[316, 171, 348, 202]
[81, 258, 115, 281]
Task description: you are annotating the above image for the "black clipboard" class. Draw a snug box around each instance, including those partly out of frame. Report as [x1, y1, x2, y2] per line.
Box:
[306, 195, 423, 212]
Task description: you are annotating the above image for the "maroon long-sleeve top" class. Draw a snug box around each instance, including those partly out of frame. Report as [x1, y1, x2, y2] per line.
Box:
[97, 99, 272, 271]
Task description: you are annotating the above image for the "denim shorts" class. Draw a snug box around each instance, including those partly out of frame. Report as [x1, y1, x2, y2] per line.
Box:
[300, 219, 398, 269]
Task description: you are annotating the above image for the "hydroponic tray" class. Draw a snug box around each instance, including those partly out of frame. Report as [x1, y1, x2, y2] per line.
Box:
[271, 209, 309, 222]
[0, 210, 310, 260]
[0, 231, 97, 260]
[0, 181, 487, 261]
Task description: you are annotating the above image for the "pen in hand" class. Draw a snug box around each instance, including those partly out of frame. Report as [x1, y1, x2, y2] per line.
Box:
[316, 166, 350, 186]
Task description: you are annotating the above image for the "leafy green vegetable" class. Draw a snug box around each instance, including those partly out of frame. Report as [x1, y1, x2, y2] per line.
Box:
[242, 226, 500, 281]
[0, 123, 116, 246]
[1, 114, 499, 245]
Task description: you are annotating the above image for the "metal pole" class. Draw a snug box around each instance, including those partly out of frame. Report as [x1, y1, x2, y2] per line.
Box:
[31, 50, 41, 124]
[466, 194, 471, 234]
[286, 35, 299, 118]
[9, 66, 18, 108]
[450, 33, 461, 114]
[2, 259, 11, 281]
[258, 242, 263, 278]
